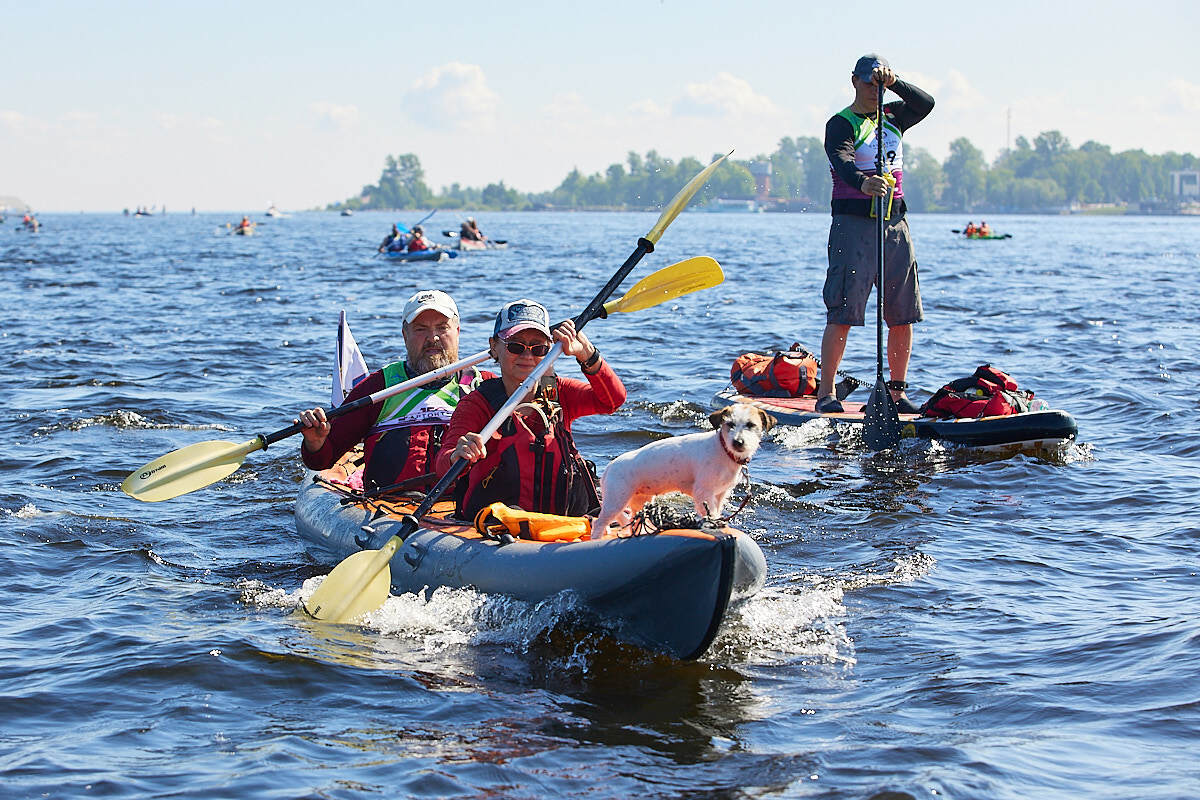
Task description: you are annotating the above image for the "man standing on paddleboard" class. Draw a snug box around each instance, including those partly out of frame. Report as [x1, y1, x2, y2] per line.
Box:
[816, 54, 933, 415]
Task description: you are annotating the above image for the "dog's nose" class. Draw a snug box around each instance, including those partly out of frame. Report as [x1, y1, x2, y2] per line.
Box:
[731, 437, 746, 449]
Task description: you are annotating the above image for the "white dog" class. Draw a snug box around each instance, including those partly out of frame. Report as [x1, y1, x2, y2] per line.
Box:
[591, 404, 777, 536]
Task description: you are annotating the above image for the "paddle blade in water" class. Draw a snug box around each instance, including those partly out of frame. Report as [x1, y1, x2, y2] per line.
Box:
[604, 256, 723, 314]
[302, 544, 396, 622]
[863, 379, 902, 451]
[121, 438, 263, 502]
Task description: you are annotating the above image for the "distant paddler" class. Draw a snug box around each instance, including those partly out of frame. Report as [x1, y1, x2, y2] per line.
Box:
[378, 223, 409, 253]
[460, 217, 487, 242]
[406, 225, 437, 253]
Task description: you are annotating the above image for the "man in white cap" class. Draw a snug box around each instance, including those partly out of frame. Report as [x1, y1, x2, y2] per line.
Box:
[296, 290, 494, 493]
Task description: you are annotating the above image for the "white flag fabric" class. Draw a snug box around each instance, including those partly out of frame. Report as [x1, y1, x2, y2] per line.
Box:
[333, 310, 369, 406]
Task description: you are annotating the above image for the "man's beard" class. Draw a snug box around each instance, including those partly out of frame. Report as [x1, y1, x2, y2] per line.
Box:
[413, 345, 455, 374]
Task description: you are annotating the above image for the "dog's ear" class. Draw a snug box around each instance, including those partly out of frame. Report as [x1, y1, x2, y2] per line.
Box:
[708, 407, 731, 430]
[756, 408, 778, 432]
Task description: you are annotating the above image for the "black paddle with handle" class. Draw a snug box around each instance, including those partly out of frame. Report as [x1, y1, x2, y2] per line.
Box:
[862, 79, 902, 450]
[302, 154, 732, 623]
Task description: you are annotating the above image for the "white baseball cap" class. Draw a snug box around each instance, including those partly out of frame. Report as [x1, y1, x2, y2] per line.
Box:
[403, 290, 458, 324]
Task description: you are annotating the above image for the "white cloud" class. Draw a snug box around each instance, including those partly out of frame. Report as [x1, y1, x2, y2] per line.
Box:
[628, 98, 668, 119]
[309, 101, 360, 131]
[58, 111, 102, 130]
[919, 69, 985, 112]
[540, 91, 591, 124]
[404, 63, 499, 132]
[0, 110, 40, 135]
[1166, 78, 1200, 113]
[673, 72, 781, 118]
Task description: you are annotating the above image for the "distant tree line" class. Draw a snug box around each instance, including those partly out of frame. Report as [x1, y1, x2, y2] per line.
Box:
[328, 133, 1198, 214]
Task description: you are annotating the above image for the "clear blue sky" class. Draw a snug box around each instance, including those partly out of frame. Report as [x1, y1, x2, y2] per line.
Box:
[4, 0, 1197, 211]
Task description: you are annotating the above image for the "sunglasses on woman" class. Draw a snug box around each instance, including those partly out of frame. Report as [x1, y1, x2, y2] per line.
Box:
[502, 340, 551, 357]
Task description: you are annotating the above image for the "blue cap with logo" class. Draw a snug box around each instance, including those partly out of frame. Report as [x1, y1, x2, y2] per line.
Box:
[494, 299, 551, 338]
[853, 54, 889, 81]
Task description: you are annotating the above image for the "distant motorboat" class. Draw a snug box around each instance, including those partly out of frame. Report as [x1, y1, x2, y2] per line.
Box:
[340, 209, 354, 217]
[702, 198, 761, 213]
[265, 203, 289, 218]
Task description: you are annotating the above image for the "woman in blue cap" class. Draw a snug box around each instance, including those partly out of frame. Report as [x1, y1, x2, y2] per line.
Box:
[436, 298, 625, 520]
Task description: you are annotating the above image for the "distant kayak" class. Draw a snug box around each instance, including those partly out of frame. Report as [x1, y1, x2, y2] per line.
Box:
[232, 226, 255, 236]
[382, 248, 458, 263]
[456, 238, 508, 251]
[952, 228, 1012, 239]
[714, 388, 1076, 453]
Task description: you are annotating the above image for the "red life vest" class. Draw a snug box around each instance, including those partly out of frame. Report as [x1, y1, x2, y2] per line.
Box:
[407, 237, 429, 252]
[453, 378, 599, 520]
[920, 365, 1034, 419]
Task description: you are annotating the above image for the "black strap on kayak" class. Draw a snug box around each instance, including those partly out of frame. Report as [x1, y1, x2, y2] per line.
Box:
[360, 472, 438, 501]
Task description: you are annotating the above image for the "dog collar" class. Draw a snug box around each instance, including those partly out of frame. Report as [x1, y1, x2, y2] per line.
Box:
[720, 436, 750, 466]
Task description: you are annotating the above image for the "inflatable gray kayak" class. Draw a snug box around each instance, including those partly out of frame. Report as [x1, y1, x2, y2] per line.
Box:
[294, 461, 767, 660]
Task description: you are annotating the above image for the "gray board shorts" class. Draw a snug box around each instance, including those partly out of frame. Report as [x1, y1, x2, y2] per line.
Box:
[823, 214, 923, 326]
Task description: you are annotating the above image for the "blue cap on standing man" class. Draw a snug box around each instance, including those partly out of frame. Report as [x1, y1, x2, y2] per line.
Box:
[853, 54, 890, 82]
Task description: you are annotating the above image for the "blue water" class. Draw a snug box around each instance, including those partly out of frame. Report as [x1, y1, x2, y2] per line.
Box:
[2, 209, 1198, 799]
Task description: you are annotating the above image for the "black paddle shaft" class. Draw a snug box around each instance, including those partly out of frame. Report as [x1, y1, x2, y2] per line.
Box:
[390, 236, 658, 538]
[874, 81, 886, 382]
[862, 80, 903, 450]
[256, 391, 382, 449]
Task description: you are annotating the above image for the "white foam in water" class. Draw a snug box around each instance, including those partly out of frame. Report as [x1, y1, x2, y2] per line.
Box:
[240, 553, 931, 666]
[772, 420, 832, 449]
[4, 503, 41, 519]
[360, 587, 487, 652]
[36, 409, 235, 434]
[713, 584, 855, 665]
[239, 577, 308, 610]
[714, 551, 937, 665]
[240, 575, 571, 655]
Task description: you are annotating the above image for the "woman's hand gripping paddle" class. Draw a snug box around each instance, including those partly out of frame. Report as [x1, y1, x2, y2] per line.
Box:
[862, 80, 902, 451]
[121, 256, 723, 504]
[302, 155, 731, 624]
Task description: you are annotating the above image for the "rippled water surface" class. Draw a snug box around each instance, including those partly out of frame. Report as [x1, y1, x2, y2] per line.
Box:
[3, 210, 1198, 799]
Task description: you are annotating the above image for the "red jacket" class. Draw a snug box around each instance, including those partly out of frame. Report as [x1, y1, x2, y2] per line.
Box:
[434, 361, 625, 517]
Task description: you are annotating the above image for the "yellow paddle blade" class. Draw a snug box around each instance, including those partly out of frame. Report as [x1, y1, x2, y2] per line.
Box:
[604, 256, 723, 315]
[302, 541, 397, 622]
[644, 151, 732, 245]
[121, 438, 263, 502]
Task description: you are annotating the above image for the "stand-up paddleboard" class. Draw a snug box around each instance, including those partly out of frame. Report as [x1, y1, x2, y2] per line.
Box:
[714, 388, 1077, 453]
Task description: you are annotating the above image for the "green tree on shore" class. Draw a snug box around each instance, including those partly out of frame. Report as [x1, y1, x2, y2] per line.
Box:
[328, 137, 1198, 214]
